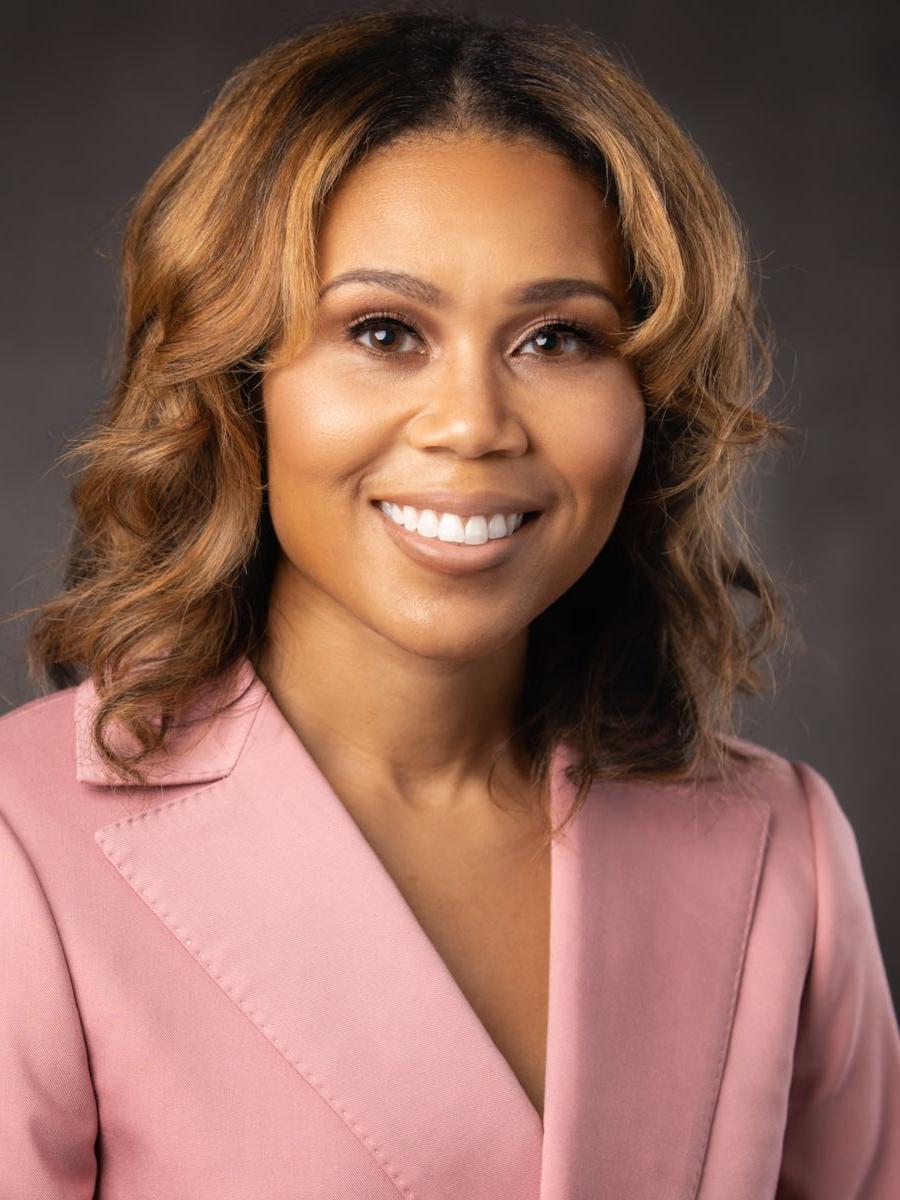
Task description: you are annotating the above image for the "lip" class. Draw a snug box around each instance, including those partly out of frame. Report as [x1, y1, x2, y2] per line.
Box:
[372, 500, 542, 576]
[370, 489, 545, 518]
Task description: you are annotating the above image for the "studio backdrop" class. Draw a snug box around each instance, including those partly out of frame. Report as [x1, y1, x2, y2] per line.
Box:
[1, 0, 897, 1010]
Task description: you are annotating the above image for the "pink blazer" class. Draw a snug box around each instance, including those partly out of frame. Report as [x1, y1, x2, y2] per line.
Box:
[1, 654, 898, 1199]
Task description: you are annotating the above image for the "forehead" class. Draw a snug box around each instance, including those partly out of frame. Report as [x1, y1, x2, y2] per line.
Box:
[316, 134, 626, 290]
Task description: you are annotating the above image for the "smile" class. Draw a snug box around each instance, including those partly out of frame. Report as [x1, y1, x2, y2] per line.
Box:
[371, 500, 542, 576]
[376, 500, 528, 544]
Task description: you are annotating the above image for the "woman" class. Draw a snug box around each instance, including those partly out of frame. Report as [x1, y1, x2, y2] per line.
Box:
[1, 5, 898, 1197]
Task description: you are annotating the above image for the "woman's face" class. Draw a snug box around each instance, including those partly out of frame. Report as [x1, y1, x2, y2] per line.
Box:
[262, 133, 646, 661]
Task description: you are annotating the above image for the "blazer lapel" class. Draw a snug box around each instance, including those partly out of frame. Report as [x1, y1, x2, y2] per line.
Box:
[86, 656, 771, 1200]
[540, 764, 772, 1200]
[89, 659, 544, 1199]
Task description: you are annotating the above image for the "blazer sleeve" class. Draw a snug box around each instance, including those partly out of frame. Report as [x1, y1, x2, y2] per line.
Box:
[776, 760, 900, 1198]
[0, 810, 98, 1198]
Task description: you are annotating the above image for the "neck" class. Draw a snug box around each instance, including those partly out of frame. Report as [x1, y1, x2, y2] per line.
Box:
[255, 566, 535, 819]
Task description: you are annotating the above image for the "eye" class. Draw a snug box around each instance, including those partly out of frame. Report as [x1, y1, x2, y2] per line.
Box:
[518, 319, 607, 362]
[343, 310, 424, 356]
[341, 309, 608, 363]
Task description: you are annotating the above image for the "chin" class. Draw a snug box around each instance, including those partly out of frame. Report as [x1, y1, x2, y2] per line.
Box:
[375, 613, 528, 664]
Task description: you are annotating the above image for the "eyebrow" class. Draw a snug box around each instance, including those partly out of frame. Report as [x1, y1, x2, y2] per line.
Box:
[317, 269, 626, 317]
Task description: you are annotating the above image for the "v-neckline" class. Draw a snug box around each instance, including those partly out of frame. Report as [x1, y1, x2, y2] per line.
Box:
[254, 665, 559, 1126]
[92, 655, 773, 1199]
[326, 780, 554, 1125]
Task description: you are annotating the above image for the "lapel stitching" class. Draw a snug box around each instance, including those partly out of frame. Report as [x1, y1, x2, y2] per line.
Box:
[684, 797, 772, 1197]
[87, 659, 774, 1200]
[95, 783, 420, 1200]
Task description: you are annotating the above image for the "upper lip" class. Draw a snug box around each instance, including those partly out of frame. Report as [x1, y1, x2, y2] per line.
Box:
[372, 489, 546, 517]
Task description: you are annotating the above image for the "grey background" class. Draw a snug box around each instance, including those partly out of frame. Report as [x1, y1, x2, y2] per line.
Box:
[2, 1, 898, 1008]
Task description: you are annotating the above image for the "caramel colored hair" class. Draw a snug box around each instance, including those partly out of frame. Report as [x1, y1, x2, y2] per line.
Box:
[11, 2, 799, 831]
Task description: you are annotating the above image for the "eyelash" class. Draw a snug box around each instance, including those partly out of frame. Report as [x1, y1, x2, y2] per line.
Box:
[341, 308, 608, 364]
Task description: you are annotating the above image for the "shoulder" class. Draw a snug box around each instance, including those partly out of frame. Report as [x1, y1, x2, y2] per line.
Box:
[0, 684, 74, 728]
[0, 685, 96, 923]
[0, 686, 79, 796]
[712, 734, 873, 922]
[650, 733, 863, 913]
[0, 682, 117, 854]
[712, 732, 844, 831]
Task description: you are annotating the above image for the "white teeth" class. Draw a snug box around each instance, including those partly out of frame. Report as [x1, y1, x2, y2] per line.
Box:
[461, 515, 489, 545]
[416, 509, 440, 538]
[487, 513, 509, 539]
[401, 505, 418, 531]
[378, 501, 526, 545]
[437, 512, 466, 543]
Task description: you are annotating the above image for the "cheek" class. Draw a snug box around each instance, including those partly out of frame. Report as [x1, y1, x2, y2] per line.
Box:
[261, 373, 387, 572]
[550, 381, 646, 514]
[265, 380, 376, 485]
[260, 372, 388, 508]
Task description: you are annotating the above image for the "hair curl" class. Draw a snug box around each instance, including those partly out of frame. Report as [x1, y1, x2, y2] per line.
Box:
[9, 1, 800, 833]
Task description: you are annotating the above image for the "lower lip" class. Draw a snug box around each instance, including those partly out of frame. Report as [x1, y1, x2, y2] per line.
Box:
[372, 502, 542, 576]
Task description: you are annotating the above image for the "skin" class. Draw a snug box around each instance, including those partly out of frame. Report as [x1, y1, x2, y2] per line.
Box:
[258, 131, 645, 825]
[255, 132, 646, 1119]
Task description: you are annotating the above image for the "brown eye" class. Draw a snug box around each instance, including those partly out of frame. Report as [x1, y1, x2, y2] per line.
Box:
[528, 328, 571, 357]
[344, 312, 423, 356]
[342, 310, 607, 363]
[518, 320, 605, 361]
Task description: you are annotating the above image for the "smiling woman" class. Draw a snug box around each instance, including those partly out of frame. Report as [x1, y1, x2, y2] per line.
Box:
[15, 11, 775, 802]
[259, 134, 646, 676]
[2, 3, 899, 1199]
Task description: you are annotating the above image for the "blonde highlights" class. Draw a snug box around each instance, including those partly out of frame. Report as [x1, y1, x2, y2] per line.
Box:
[10, 3, 798, 831]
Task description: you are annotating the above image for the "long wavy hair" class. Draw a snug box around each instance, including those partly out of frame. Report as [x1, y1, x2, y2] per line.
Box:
[10, 2, 799, 830]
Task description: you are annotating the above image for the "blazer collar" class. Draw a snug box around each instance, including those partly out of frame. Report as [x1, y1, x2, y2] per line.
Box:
[75, 655, 262, 786]
[86, 655, 772, 1200]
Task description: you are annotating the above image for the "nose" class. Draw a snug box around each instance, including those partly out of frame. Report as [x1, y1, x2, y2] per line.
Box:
[406, 354, 528, 458]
